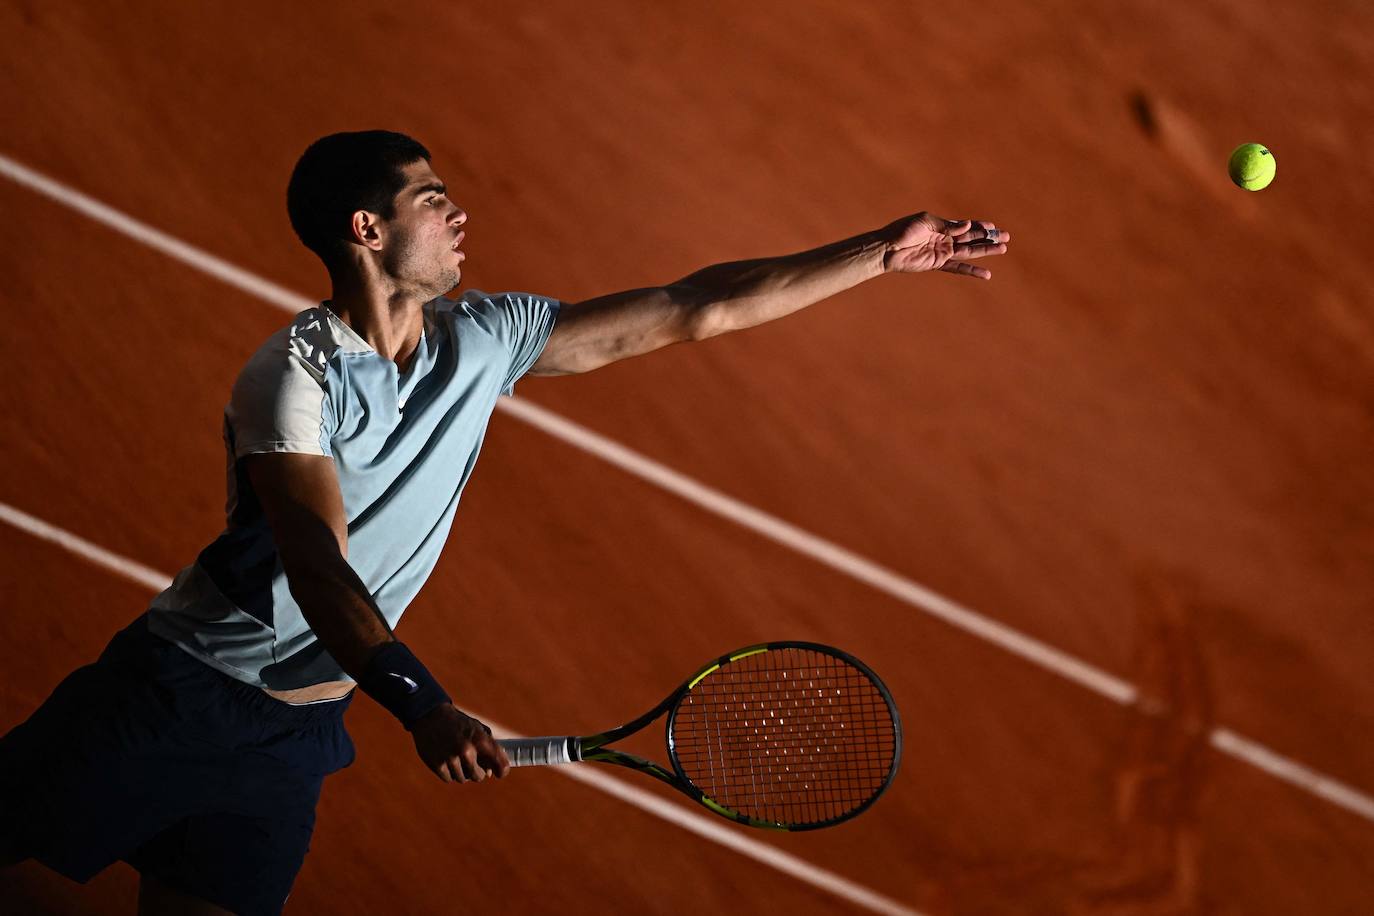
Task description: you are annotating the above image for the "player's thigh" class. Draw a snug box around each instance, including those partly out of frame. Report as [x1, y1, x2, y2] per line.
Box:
[138, 872, 237, 916]
[128, 794, 322, 915]
[0, 843, 24, 870]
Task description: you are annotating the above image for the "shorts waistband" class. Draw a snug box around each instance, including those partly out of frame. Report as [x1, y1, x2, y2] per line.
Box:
[121, 614, 354, 728]
[211, 667, 354, 727]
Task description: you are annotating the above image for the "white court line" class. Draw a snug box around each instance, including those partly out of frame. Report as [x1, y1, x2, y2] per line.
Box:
[499, 397, 1139, 706]
[3, 151, 1373, 830]
[0, 154, 315, 314]
[489, 728, 921, 916]
[1210, 729, 1374, 823]
[0, 501, 920, 916]
[0, 503, 170, 593]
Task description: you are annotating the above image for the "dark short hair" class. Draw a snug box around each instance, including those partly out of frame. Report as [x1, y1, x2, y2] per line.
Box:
[286, 130, 431, 265]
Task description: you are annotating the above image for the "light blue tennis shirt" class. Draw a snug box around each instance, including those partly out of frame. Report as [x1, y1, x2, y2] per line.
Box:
[147, 289, 560, 690]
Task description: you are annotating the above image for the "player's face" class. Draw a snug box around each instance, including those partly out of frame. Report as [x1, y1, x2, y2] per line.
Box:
[380, 159, 467, 298]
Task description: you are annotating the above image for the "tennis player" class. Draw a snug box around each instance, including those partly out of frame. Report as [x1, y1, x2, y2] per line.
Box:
[0, 129, 1009, 914]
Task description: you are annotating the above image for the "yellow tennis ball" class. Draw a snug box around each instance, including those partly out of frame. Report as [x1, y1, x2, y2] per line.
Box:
[1228, 142, 1276, 191]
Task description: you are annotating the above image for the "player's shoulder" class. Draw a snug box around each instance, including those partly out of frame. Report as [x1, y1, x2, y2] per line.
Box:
[429, 289, 506, 334]
[239, 306, 371, 387]
[430, 288, 498, 315]
[429, 289, 558, 331]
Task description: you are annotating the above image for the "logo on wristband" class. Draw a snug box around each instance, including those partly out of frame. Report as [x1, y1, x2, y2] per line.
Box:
[384, 672, 420, 694]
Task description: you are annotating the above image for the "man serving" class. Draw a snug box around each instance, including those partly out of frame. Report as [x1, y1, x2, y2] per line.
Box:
[0, 129, 1009, 915]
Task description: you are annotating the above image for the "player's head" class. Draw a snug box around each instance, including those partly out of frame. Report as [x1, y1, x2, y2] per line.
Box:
[287, 130, 467, 296]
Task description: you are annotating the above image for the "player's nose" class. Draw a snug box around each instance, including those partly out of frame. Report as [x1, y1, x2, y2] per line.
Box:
[448, 206, 467, 228]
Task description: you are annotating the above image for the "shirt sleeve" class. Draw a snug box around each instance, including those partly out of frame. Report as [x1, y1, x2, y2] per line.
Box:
[226, 346, 337, 459]
[467, 291, 562, 395]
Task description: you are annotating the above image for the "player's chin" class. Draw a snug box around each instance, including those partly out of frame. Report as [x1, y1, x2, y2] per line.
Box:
[432, 265, 462, 296]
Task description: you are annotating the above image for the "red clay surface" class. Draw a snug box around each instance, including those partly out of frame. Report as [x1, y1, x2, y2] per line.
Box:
[2, 2, 1373, 913]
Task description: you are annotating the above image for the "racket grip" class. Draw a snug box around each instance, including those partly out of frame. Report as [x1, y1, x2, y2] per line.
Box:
[497, 736, 581, 767]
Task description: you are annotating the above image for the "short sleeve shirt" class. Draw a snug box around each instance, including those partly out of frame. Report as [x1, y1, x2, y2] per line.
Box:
[147, 290, 560, 689]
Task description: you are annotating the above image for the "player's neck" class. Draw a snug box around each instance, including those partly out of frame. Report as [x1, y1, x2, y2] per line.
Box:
[325, 271, 427, 369]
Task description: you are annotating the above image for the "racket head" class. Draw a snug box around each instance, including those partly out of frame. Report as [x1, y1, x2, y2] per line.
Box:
[665, 641, 902, 830]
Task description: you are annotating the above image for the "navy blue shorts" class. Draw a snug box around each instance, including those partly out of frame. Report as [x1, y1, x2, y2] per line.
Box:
[1, 612, 355, 915]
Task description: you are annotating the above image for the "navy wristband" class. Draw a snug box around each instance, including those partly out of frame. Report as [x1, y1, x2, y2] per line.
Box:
[358, 641, 452, 730]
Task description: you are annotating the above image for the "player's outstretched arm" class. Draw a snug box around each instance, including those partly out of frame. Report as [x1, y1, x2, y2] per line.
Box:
[528, 212, 1009, 376]
[245, 453, 509, 783]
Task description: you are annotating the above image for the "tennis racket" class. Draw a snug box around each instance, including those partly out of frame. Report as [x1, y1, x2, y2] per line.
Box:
[497, 641, 901, 830]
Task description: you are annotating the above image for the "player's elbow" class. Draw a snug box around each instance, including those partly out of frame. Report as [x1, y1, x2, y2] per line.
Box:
[676, 290, 726, 342]
[685, 304, 717, 342]
[277, 531, 350, 590]
[278, 545, 357, 621]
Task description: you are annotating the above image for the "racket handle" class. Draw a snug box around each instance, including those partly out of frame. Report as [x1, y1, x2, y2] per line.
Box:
[497, 736, 581, 767]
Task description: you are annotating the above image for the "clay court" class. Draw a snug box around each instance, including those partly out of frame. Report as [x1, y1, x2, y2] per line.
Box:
[2, 2, 1372, 912]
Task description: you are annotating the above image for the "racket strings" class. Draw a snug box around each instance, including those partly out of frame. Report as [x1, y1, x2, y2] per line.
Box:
[671, 647, 897, 828]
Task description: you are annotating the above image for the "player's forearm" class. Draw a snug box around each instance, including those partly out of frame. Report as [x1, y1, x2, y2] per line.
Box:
[281, 545, 395, 677]
[287, 550, 458, 732]
[529, 227, 892, 376]
[677, 229, 888, 338]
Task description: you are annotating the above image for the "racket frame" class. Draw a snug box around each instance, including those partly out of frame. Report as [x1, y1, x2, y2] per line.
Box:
[530, 641, 903, 831]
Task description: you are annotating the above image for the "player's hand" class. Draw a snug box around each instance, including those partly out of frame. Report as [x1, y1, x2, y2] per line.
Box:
[879, 212, 1010, 280]
[410, 703, 511, 784]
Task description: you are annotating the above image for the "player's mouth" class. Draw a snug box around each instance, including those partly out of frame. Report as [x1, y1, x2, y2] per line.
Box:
[451, 231, 466, 261]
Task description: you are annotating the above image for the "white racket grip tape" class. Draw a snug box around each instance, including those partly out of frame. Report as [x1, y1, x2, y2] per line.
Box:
[497, 736, 581, 767]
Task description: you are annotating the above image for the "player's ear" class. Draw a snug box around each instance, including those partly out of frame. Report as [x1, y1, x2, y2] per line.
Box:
[350, 209, 385, 251]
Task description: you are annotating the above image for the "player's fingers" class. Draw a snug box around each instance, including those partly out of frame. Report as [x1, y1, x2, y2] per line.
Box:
[461, 745, 486, 782]
[445, 756, 469, 783]
[939, 261, 992, 280]
[950, 241, 1008, 260]
[478, 749, 510, 779]
[477, 733, 512, 777]
[954, 222, 1009, 244]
